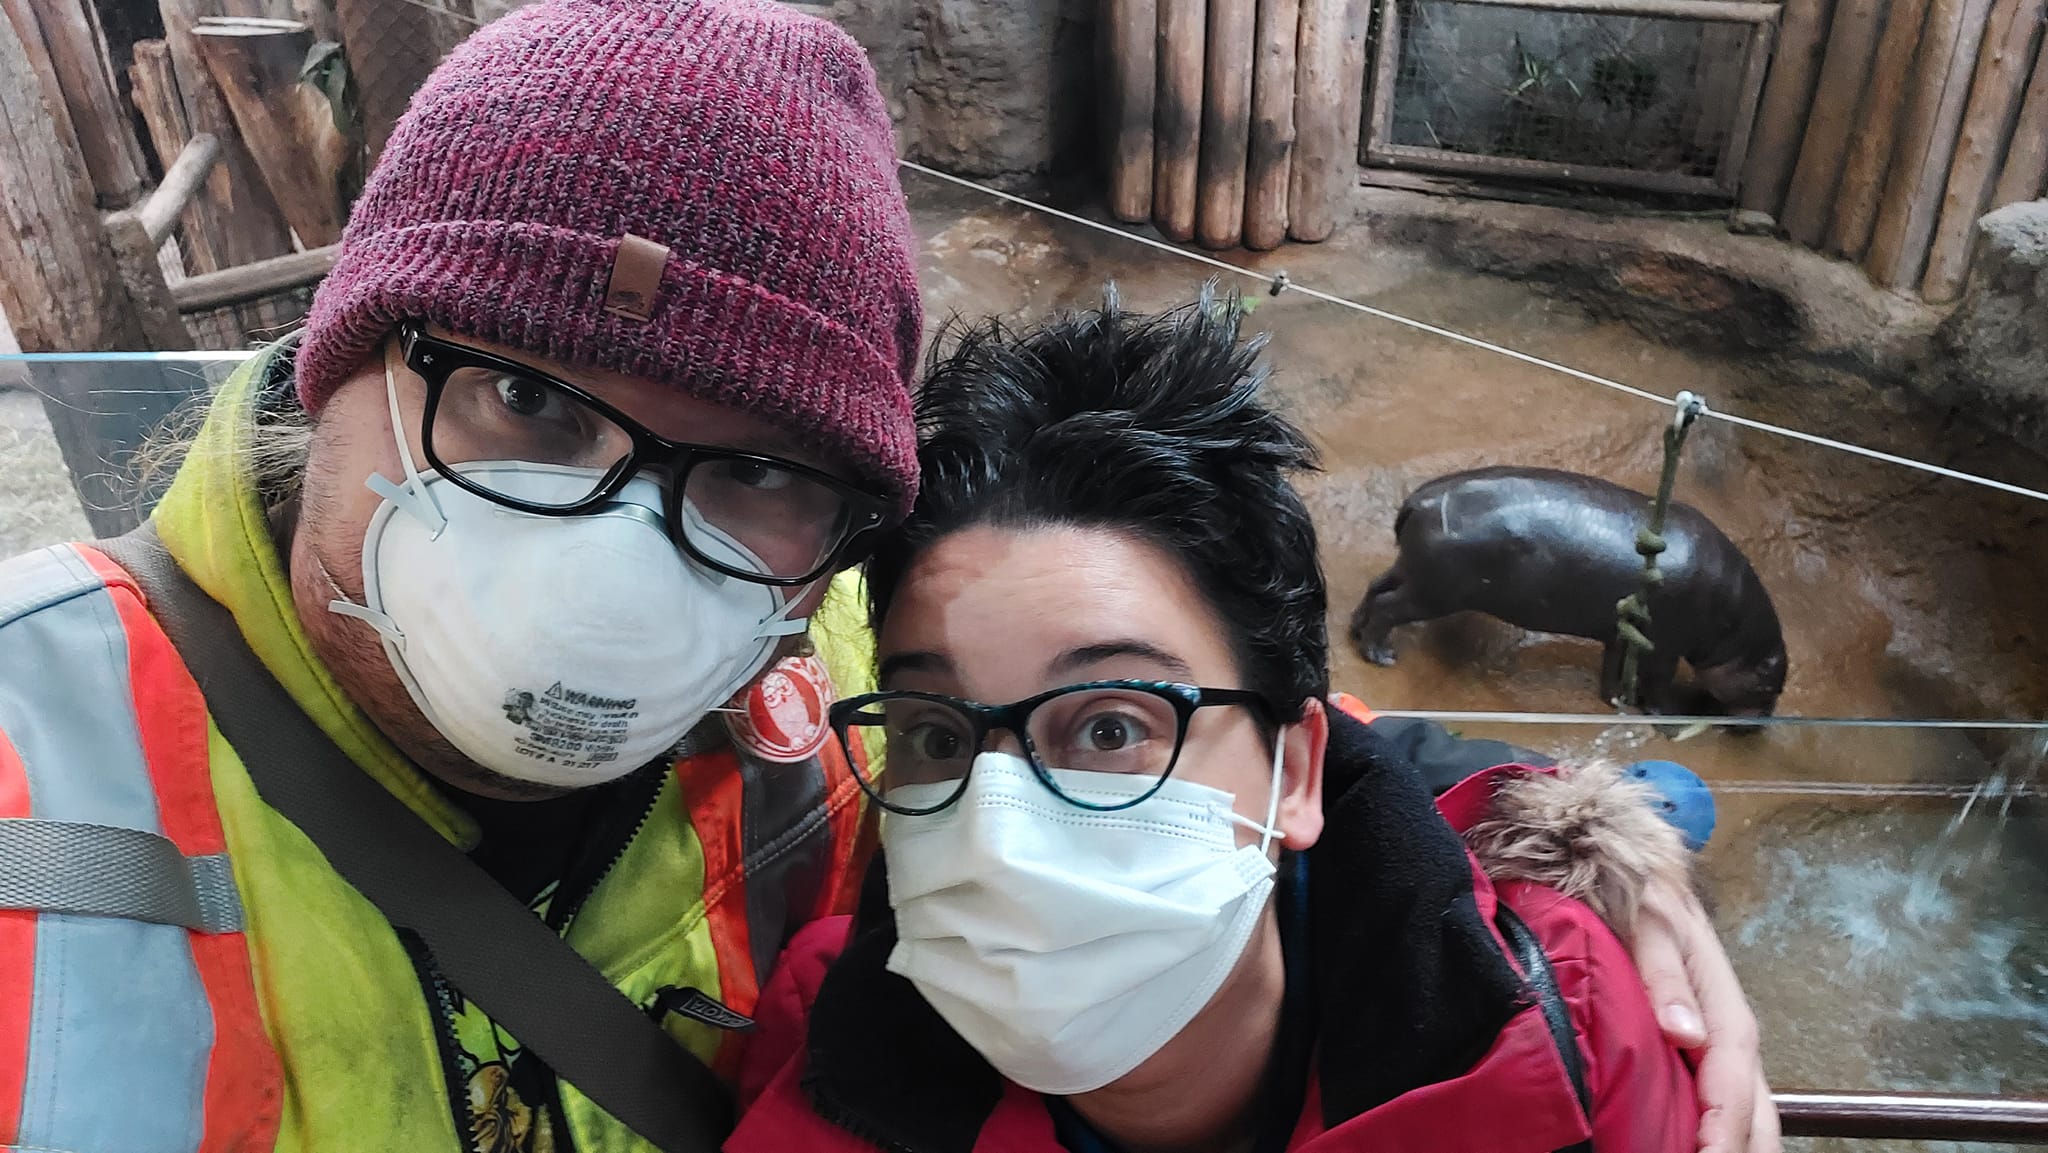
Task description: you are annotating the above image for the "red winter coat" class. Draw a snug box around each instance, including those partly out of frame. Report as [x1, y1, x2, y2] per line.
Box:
[727, 704, 1697, 1153]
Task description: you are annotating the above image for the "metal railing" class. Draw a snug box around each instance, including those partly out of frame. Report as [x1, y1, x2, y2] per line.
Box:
[1778, 1091, 2048, 1143]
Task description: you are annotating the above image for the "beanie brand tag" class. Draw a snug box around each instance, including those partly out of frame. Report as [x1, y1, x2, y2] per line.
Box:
[604, 234, 672, 322]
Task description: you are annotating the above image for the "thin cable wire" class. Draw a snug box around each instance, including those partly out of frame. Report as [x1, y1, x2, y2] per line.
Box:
[898, 161, 2048, 505]
[1709, 780, 2048, 798]
[2, 351, 260, 363]
[1368, 709, 2048, 729]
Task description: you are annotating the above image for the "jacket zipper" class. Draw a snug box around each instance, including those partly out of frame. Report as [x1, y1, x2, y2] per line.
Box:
[545, 759, 669, 935]
[398, 930, 485, 1153]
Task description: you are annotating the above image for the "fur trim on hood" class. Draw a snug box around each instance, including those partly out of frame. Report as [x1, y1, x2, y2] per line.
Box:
[1462, 761, 1692, 939]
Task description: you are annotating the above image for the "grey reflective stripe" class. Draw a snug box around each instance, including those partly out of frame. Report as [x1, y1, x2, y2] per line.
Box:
[736, 746, 832, 983]
[0, 543, 216, 1153]
[0, 818, 244, 933]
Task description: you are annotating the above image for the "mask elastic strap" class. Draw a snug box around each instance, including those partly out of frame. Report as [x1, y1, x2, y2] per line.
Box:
[1227, 731, 1290, 854]
[754, 578, 818, 640]
[328, 598, 407, 648]
[311, 545, 408, 648]
[374, 342, 447, 538]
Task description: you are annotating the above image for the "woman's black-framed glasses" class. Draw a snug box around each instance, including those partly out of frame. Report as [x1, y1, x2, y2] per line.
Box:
[398, 322, 889, 586]
[829, 680, 1278, 816]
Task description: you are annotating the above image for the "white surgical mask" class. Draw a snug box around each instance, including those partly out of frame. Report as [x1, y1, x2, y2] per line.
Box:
[882, 741, 1287, 1095]
[325, 357, 810, 788]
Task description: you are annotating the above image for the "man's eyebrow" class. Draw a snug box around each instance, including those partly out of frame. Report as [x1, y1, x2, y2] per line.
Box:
[878, 651, 952, 687]
[1046, 640, 1195, 682]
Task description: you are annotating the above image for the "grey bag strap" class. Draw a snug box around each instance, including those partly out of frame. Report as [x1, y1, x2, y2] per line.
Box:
[0, 818, 243, 933]
[95, 524, 730, 1153]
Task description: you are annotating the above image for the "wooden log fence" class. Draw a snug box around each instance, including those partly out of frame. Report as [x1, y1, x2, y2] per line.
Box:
[1739, 0, 1837, 216]
[1114, 0, 1370, 249]
[1290, 0, 1368, 242]
[1742, 0, 2043, 298]
[1779, 0, 1887, 245]
[1101, 0, 2041, 287]
[1991, 30, 2048, 203]
[24, 0, 147, 207]
[1825, 0, 1933, 257]
[1920, 0, 2047, 299]
[1243, 0, 1299, 249]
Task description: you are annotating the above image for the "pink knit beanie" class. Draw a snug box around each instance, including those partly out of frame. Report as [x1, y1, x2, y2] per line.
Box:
[297, 0, 922, 512]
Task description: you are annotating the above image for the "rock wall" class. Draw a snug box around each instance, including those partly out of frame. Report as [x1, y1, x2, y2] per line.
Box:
[1937, 200, 2048, 457]
[832, 0, 1095, 187]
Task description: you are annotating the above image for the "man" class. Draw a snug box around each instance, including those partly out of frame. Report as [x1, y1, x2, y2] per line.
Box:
[0, 0, 1774, 1150]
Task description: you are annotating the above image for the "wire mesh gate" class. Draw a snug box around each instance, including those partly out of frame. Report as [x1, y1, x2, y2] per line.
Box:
[1363, 0, 1778, 197]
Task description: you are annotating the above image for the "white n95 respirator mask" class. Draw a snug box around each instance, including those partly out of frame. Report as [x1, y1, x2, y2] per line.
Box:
[324, 359, 809, 788]
[881, 743, 1287, 1095]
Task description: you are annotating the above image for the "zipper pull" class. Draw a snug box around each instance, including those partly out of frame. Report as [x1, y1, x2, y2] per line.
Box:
[650, 985, 754, 1031]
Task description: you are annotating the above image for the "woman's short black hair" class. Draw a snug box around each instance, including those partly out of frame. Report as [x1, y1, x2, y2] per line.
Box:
[865, 284, 1331, 717]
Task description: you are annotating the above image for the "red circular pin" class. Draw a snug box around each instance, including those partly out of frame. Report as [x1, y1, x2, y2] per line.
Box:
[725, 654, 835, 763]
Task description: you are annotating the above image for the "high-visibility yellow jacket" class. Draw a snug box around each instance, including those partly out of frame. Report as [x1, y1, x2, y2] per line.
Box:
[0, 342, 880, 1153]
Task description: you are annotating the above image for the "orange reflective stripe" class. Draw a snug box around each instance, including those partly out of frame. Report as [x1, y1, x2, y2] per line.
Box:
[0, 728, 33, 1147]
[77, 546, 283, 1153]
[77, 547, 224, 856]
[676, 749, 757, 1081]
[1330, 692, 1378, 725]
[815, 735, 874, 919]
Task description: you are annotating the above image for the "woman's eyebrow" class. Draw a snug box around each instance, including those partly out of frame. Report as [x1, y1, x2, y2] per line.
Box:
[1046, 640, 1195, 681]
[878, 651, 952, 687]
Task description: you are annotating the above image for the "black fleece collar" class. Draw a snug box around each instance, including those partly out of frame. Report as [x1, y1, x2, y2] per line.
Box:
[800, 710, 1528, 1152]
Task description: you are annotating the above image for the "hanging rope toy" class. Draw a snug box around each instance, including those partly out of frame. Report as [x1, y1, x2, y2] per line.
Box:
[1615, 391, 1709, 711]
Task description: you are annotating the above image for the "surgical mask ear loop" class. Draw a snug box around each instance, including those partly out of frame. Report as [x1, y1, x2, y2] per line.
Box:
[1224, 726, 1291, 854]
[1258, 729, 1286, 855]
[365, 339, 448, 539]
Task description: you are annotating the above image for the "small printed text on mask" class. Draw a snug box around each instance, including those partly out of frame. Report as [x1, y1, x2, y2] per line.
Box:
[500, 682, 640, 770]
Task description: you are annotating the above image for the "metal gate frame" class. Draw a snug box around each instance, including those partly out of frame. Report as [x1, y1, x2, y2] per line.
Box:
[1362, 0, 1779, 196]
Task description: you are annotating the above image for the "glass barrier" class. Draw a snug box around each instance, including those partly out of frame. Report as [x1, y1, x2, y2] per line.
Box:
[0, 351, 255, 547]
[6, 344, 2047, 1144]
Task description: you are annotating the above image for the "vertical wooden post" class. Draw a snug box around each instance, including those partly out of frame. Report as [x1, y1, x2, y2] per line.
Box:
[1780, 0, 1890, 246]
[1920, 0, 2046, 299]
[1287, 0, 1366, 242]
[25, 0, 147, 206]
[1826, 0, 1933, 255]
[0, 9, 148, 352]
[1105, 0, 1159, 223]
[1243, 0, 1299, 249]
[1155, 0, 1207, 242]
[0, 0, 88, 169]
[195, 17, 349, 248]
[1866, 0, 1996, 290]
[159, 0, 296, 271]
[128, 38, 209, 274]
[105, 211, 197, 350]
[1990, 31, 2048, 205]
[1198, 0, 1256, 248]
[2, 7, 164, 535]
[1738, 0, 1837, 217]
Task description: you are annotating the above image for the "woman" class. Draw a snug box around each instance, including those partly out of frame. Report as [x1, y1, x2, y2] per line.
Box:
[727, 291, 1701, 1152]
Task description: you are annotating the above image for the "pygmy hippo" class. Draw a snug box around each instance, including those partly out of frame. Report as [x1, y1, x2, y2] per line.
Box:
[1350, 466, 1787, 715]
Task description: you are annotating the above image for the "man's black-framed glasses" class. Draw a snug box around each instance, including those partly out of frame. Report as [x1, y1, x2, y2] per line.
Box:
[399, 323, 888, 586]
[830, 680, 1278, 816]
